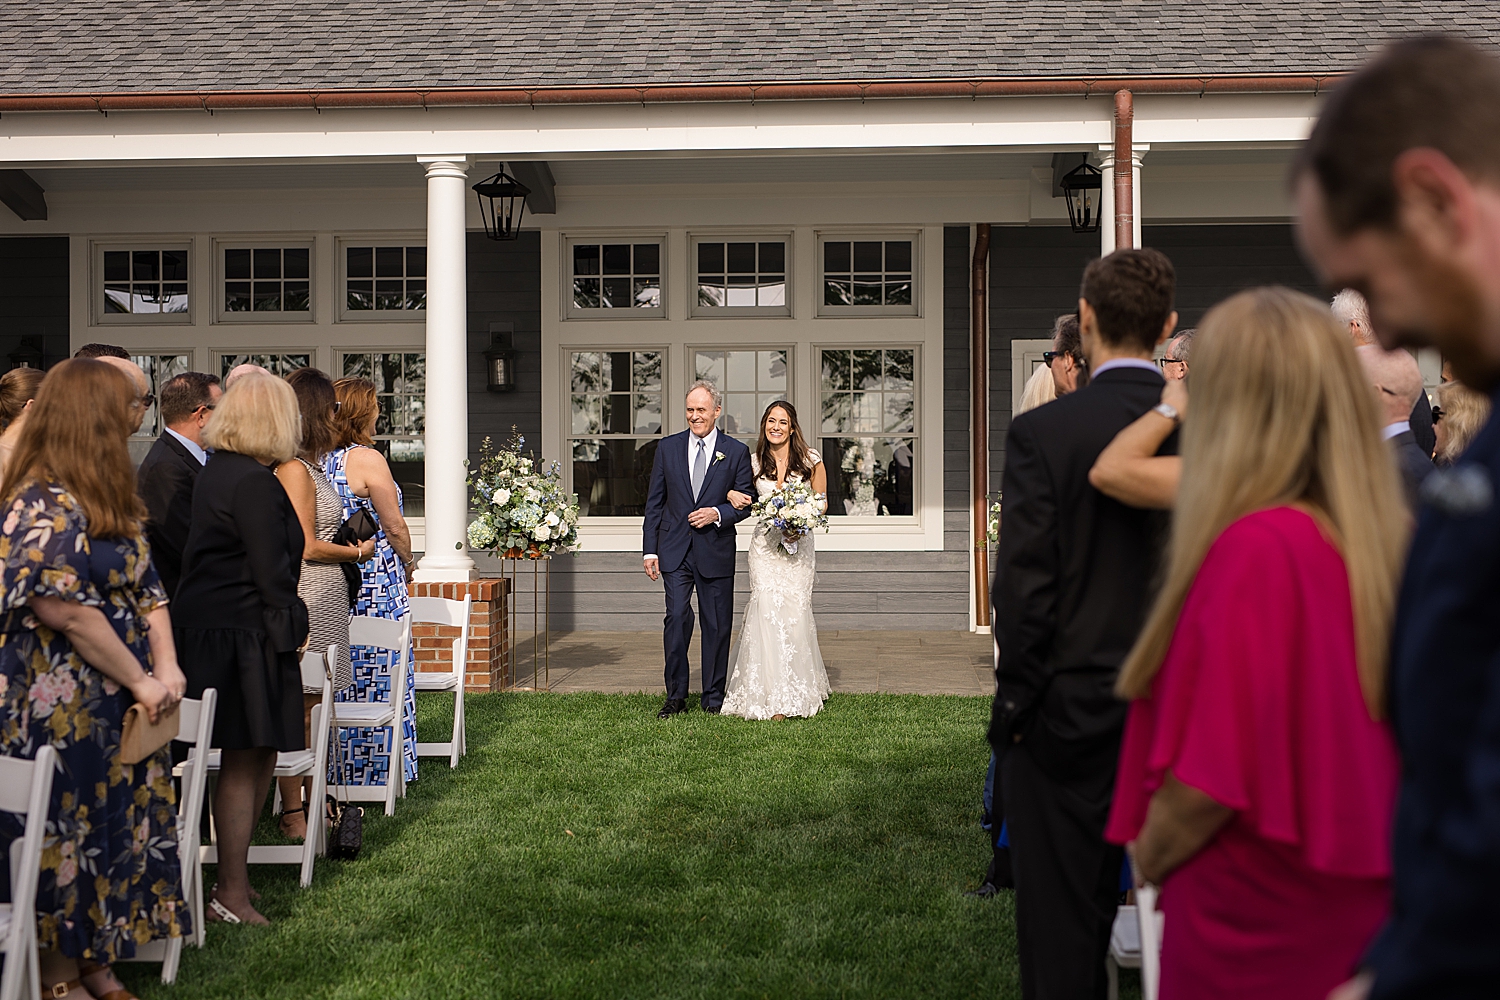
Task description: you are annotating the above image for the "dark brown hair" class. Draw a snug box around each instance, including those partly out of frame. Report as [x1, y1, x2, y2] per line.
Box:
[72, 343, 130, 359]
[1, 359, 145, 538]
[1297, 36, 1500, 236]
[285, 367, 339, 460]
[332, 377, 378, 448]
[754, 400, 815, 484]
[0, 368, 46, 430]
[1080, 248, 1176, 354]
[159, 371, 220, 425]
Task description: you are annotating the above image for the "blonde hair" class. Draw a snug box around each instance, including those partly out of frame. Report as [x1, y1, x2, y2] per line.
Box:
[1435, 380, 1492, 465]
[1117, 288, 1409, 717]
[1016, 364, 1057, 415]
[204, 372, 300, 464]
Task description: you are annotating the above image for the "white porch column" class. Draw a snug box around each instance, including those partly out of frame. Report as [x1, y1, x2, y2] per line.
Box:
[1098, 146, 1116, 256]
[1131, 144, 1149, 250]
[414, 157, 476, 582]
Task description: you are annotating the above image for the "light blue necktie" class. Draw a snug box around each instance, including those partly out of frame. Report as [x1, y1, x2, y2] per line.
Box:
[691, 437, 707, 500]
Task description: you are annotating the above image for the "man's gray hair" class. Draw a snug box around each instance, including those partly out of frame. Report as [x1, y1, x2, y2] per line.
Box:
[1330, 289, 1373, 343]
[1167, 328, 1196, 362]
[687, 378, 722, 408]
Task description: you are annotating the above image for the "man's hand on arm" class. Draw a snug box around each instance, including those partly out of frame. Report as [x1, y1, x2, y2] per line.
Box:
[687, 507, 721, 529]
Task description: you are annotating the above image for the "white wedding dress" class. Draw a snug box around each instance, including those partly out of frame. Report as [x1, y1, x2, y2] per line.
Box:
[721, 453, 832, 719]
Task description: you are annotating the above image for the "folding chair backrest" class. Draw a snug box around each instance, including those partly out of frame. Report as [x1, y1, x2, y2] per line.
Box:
[301, 645, 336, 691]
[0, 744, 57, 995]
[0, 748, 52, 815]
[175, 690, 216, 748]
[409, 595, 469, 629]
[349, 614, 408, 652]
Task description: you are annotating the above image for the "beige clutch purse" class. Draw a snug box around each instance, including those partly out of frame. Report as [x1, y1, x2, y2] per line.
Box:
[120, 701, 180, 765]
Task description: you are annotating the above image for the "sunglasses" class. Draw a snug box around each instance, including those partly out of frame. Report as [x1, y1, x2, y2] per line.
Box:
[135, 393, 156, 409]
[1432, 405, 1444, 423]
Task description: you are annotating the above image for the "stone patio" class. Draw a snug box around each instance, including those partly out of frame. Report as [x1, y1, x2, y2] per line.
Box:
[508, 630, 995, 696]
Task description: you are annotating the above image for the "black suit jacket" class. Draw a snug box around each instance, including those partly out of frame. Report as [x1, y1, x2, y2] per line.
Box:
[1390, 430, 1434, 513]
[1408, 395, 1436, 458]
[988, 367, 1175, 786]
[136, 431, 203, 600]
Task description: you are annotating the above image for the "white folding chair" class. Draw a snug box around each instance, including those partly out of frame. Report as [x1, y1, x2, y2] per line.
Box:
[0, 745, 58, 1000]
[331, 616, 412, 816]
[410, 595, 471, 768]
[128, 689, 216, 980]
[200, 647, 334, 889]
[1107, 888, 1163, 1000]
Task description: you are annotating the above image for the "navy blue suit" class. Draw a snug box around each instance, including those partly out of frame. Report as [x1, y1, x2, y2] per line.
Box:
[1368, 395, 1500, 999]
[642, 430, 754, 709]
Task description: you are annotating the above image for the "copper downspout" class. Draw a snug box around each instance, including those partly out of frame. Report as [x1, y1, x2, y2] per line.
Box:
[1113, 89, 1135, 250]
[971, 223, 992, 630]
[0, 74, 1339, 114]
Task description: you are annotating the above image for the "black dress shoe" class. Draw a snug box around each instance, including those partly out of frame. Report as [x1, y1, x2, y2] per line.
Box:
[657, 698, 687, 719]
[964, 881, 1002, 899]
[701, 704, 722, 715]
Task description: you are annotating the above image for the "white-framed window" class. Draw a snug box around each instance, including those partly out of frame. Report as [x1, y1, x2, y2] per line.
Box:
[213, 351, 314, 380]
[339, 241, 426, 319]
[817, 347, 917, 516]
[565, 238, 664, 317]
[818, 235, 918, 317]
[691, 237, 790, 317]
[217, 243, 312, 321]
[337, 350, 426, 518]
[94, 243, 192, 323]
[691, 348, 791, 441]
[568, 349, 664, 516]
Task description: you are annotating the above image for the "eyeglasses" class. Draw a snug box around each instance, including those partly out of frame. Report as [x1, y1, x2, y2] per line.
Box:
[1160, 357, 1188, 369]
[135, 393, 156, 409]
[1043, 351, 1063, 365]
[194, 403, 216, 413]
[1432, 405, 1444, 423]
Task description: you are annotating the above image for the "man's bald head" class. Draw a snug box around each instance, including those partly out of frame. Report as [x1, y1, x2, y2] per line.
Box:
[1356, 344, 1425, 427]
[99, 356, 151, 433]
[225, 363, 272, 388]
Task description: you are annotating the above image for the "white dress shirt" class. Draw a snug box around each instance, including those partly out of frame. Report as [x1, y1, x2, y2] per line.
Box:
[1091, 357, 1163, 378]
[1382, 420, 1412, 442]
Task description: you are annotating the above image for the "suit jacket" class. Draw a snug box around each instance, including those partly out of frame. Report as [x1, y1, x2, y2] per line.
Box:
[1408, 395, 1436, 458]
[1390, 430, 1434, 513]
[988, 367, 1176, 785]
[642, 430, 755, 578]
[136, 430, 203, 600]
[1369, 398, 1500, 999]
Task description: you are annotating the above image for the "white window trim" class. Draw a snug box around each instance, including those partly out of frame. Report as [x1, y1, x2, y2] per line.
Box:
[812, 342, 922, 524]
[211, 237, 316, 324]
[90, 238, 195, 326]
[815, 230, 922, 318]
[335, 233, 428, 324]
[561, 233, 667, 321]
[687, 233, 793, 319]
[685, 343, 795, 441]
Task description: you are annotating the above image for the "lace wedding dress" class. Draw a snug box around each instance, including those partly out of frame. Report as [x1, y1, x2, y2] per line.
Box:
[721, 453, 832, 719]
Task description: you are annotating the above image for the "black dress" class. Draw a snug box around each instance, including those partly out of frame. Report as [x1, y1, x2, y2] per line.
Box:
[174, 450, 309, 751]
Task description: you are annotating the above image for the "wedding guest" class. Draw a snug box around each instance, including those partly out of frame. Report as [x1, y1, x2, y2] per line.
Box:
[326, 376, 418, 789]
[72, 342, 130, 359]
[1161, 328, 1194, 381]
[274, 368, 366, 840]
[1045, 312, 1088, 396]
[1296, 35, 1500, 1000]
[990, 248, 1179, 998]
[1016, 363, 1057, 414]
[1356, 345, 1433, 511]
[1431, 380, 1490, 466]
[98, 355, 153, 434]
[1108, 288, 1405, 1000]
[224, 362, 272, 388]
[1333, 289, 1436, 456]
[0, 365, 45, 476]
[0, 358, 189, 999]
[136, 371, 222, 599]
[173, 372, 308, 925]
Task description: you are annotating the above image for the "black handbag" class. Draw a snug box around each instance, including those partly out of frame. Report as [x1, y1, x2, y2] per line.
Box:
[332, 508, 380, 605]
[325, 656, 364, 860]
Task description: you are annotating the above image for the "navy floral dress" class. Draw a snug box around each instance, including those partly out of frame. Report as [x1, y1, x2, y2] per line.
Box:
[0, 483, 190, 961]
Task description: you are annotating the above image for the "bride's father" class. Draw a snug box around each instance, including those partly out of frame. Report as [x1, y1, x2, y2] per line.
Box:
[643, 380, 755, 718]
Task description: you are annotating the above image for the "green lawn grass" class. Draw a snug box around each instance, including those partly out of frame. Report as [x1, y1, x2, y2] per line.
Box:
[116, 691, 1134, 999]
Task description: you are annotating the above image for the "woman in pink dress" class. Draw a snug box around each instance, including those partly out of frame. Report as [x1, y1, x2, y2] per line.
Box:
[1106, 287, 1410, 1000]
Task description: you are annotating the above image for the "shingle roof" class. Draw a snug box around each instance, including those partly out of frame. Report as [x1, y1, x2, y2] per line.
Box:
[0, 2, 1492, 96]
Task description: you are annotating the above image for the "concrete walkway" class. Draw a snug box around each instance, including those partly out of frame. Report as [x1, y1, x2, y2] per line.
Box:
[512, 630, 995, 696]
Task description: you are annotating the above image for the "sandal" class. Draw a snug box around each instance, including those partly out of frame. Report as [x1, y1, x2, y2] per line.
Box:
[278, 805, 308, 841]
[206, 897, 243, 924]
[78, 962, 138, 1000]
[40, 979, 86, 999]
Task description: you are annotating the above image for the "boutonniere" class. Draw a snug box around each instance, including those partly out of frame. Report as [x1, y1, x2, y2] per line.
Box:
[713, 451, 725, 464]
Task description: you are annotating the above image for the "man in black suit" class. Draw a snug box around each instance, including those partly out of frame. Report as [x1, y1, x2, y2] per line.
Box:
[642, 380, 755, 718]
[1334, 289, 1436, 457]
[137, 371, 221, 599]
[990, 248, 1179, 1000]
[1357, 345, 1434, 511]
[1296, 37, 1500, 1000]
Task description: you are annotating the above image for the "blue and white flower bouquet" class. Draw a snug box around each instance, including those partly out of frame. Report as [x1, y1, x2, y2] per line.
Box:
[466, 429, 580, 558]
[751, 479, 829, 555]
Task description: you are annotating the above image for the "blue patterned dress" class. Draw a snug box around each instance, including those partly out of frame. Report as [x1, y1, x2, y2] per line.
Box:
[0, 483, 190, 961]
[323, 447, 417, 786]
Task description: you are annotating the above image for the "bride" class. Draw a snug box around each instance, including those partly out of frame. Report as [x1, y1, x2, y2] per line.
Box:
[720, 401, 832, 720]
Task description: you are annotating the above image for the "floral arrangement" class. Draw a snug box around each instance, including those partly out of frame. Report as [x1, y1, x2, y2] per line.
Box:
[751, 480, 830, 555]
[466, 429, 580, 559]
[987, 494, 1003, 546]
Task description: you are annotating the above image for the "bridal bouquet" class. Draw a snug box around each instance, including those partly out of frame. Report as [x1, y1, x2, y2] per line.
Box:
[751, 480, 829, 555]
[466, 428, 580, 559]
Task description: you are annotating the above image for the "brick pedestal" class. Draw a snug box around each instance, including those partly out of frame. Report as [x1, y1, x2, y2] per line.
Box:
[411, 579, 511, 692]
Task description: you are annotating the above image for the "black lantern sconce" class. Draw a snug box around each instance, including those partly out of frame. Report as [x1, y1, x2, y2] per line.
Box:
[7, 336, 44, 371]
[1060, 161, 1103, 234]
[484, 323, 517, 392]
[471, 166, 531, 242]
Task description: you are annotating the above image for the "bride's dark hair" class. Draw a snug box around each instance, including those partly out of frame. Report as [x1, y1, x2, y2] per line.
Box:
[754, 400, 815, 482]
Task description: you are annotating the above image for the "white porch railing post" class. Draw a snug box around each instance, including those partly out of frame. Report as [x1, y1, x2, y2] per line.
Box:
[414, 157, 476, 582]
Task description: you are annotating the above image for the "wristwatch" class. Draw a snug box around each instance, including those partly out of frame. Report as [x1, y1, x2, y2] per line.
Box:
[1152, 402, 1181, 425]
